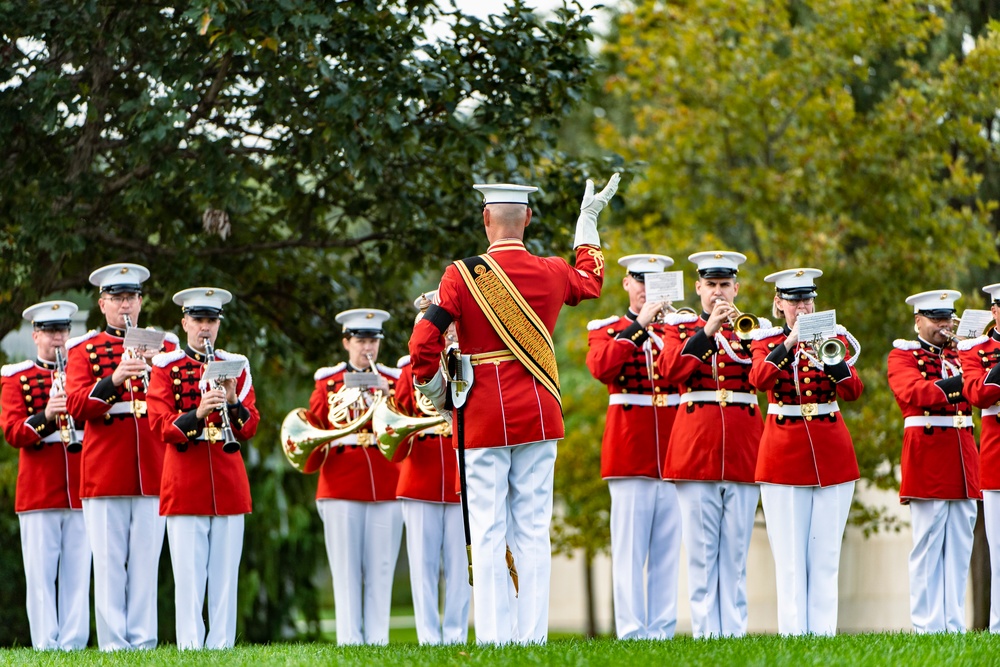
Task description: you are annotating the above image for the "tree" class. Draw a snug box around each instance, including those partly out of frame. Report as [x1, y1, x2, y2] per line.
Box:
[0, 0, 606, 642]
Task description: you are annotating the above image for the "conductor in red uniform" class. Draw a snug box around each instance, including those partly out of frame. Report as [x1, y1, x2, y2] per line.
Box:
[307, 308, 402, 646]
[888, 289, 979, 633]
[585, 253, 682, 640]
[749, 268, 863, 636]
[1, 301, 90, 650]
[957, 282, 1000, 632]
[656, 250, 763, 639]
[147, 287, 259, 649]
[409, 174, 619, 644]
[64, 263, 178, 651]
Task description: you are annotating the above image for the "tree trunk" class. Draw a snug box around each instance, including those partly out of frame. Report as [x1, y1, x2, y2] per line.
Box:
[972, 499, 990, 630]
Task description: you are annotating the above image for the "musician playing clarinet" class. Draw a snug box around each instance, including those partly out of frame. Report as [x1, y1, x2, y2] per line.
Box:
[1, 301, 90, 650]
[147, 287, 259, 649]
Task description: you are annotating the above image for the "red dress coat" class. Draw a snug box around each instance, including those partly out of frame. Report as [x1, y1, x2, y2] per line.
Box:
[1, 359, 83, 512]
[392, 357, 460, 503]
[306, 362, 401, 502]
[657, 312, 763, 483]
[959, 329, 1000, 490]
[64, 326, 178, 498]
[887, 339, 979, 502]
[409, 239, 605, 448]
[586, 311, 680, 479]
[748, 325, 862, 487]
[147, 346, 259, 516]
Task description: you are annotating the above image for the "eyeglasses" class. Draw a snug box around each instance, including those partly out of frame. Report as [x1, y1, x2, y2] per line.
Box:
[103, 294, 140, 305]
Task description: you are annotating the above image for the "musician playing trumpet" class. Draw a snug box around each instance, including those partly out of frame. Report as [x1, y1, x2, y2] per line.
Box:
[888, 290, 979, 634]
[146, 287, 259, 649]
[749, 268, 863, 636]
[1, 301, 90, 650]
[307, 308, 402, 645]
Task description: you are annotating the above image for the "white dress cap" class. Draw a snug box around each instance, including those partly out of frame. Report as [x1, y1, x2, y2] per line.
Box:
[88, 263, 150, 293]
[764, 268, 824, 300]
[472, 183, 538, 205]
[22, 300, 78, 329]
[984, 284, 1000, 303]
[413, 290, 439, 312]
[687, 251, 747, 277]
[173, 287, 233, 319]
[336, 308, 391, 339]
[905, 289, 961, 315]
[618, 254, 674, 276]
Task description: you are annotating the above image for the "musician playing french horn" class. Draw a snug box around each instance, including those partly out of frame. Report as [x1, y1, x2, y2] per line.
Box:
[888, 290, 979, 634]
[64, 262, 178, 651]
[749, 268, 864, 636]
[146, 287, 259, 649]
[0, 301, 90, 650]
[307, 308, 402, 646]
[656, 250, 764, 639]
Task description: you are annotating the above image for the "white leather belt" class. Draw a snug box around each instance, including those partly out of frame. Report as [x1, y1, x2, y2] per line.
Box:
[334, 432, 376, 447]
[40, 430, 83, 444]
[904, 415, 974, 429]
[984, 405, 1000, 417]
[768, 402, 840, 418]
[609, 393, 681, 408]
[680, 390, 757, 406]
[107, 400, 147, 416]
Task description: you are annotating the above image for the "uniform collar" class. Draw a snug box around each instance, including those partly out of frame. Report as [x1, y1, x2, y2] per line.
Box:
[917, 336, 944, 355]
[626, 309, 638, 321]
[35, 358, 56, 371]
[347, 362, 373, 373]
[105, 325, 126, 338]
[185, 345, 211, 363]
[487, 238, 526, 253]
[992, 328, 1000, 343]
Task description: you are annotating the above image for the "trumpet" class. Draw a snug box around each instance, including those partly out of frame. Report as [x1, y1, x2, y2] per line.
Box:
[53, 348, 82, 453]
[807, 337, 848, 366]
[715, 299, 759, 340]
[202, 338, 241, 454]
[121, 314, 150, 394]
[654, 303, 697, 323]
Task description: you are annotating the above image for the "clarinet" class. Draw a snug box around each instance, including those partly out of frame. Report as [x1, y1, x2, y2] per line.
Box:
[53, 348, 82, 453]
[202, 338, 241, 454]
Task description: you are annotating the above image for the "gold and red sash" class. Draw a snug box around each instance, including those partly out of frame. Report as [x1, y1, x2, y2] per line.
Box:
[454, 254, 561, 406]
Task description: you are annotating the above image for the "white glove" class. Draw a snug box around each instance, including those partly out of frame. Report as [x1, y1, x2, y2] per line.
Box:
[415, 370, 450, 420]
[573, 172, 620, 248]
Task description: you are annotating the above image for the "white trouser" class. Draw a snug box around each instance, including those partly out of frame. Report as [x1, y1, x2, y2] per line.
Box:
[674, 481, 758, 639]
[400, 500, 470, 644]
[760, 482, 854, 636]
[608, 478, 682, 640]
[18, 510, 91, 650]
[981, 491, 1000, 632]
[82, 496, 165, 651]
[465, 440, 557, 645]
[167, 515, 245, 649]
[908, 499, 976, 633]
[317, 499, 403, 645]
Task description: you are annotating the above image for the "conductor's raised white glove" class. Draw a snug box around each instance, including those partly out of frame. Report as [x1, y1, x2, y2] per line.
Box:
[573, 172, 620, 248]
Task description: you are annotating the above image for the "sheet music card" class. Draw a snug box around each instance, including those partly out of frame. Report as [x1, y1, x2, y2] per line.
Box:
[343, 373, 384, 390]
[956, 309, 994, 339]
[122, 328, 166, 351]
[797, 309, 838, 342]
[202, 360, 247, 384]
[644, 271, 685, 305]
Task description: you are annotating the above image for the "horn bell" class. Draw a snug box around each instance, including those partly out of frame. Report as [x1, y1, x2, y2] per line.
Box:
[372, 397, 448, 461]
[281, 407, 372, 474]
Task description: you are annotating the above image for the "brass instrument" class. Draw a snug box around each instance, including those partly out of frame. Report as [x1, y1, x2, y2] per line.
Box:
[202, 338, 241, 454]
[53, 348, 82, 453]
[372, 397, 448, 460]
[715, 299, 759, 340]
[121, 314, 150, 394]
[941, 316, 995, 344]
[808, 337, 848, 366]
[281, 353, 385, 473]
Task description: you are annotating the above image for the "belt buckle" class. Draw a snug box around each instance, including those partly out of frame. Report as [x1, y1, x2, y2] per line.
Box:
[357, 432, 374, 447]
[434, 423, 452, 437]
[206, 423, 220, 443]
[653, 394, 669, 408]
[953, 414, 968, 429]
[716, 389, 732, 406]
[800, 403, 819, 419]
[132, 399, 147, 417]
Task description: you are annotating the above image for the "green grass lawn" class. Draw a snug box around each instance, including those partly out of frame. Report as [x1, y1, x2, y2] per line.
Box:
[3, 633, 1000, 666]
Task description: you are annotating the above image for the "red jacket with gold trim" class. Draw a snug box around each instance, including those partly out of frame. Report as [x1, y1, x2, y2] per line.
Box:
[959, 330, 1000, 489]
[64, 326, 178, 498]
[1, 359, 83, 512]
[657, 312, 763, 483]
[887, 338, 979, 502]
[586, 311, 679, 479]
[306, 362, 400, 502]
[749, 325, 862, 487]
[392, 357, 459, 503]
[147, 346, 258, 516]
[409, 239, 605, 448]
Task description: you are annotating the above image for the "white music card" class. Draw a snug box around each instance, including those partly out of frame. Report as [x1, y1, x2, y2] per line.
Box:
[956, 309, 994, 339]
[202, 360, 246, 383]
[343, 373, 383, 390]
[122, 328, 166, 351]
[797, 309, 838, 341]
[644, 271, 685, 304]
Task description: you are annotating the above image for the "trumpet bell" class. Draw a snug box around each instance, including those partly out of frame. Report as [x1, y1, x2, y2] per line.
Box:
[372, 397, 448, 461]
[818, 338, 847, 366]
[733, 313, 759, 340]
